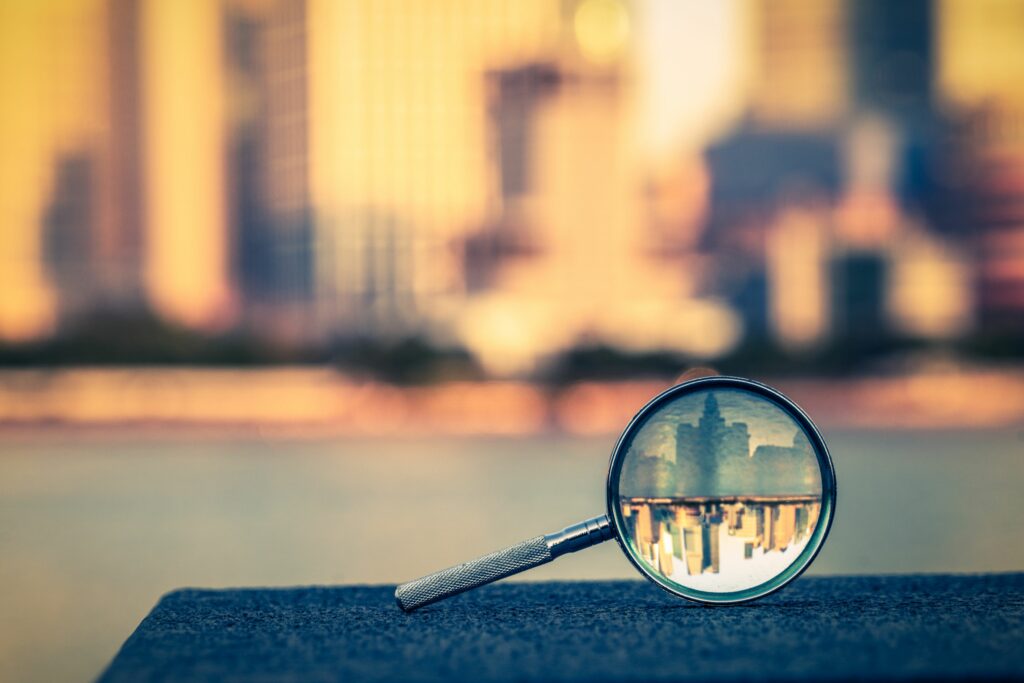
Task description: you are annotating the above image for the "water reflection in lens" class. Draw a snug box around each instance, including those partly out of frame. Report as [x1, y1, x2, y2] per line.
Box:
[614, 386, 828, 598]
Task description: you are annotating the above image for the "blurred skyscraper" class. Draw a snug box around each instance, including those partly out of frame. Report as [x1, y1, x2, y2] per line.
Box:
[0, 0, 1022, 372]
[939, 0, 1024, 334]
[703, 0, 847, 350]
[225, 0, 314, 343]
[701, 0, 982, 354]
[100, 0, 146, 312]
[305, 0, 567, 340]
[140, 0, 234, 328]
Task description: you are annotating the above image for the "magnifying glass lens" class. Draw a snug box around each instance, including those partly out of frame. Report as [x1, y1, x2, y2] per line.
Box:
[613, 385, 828, 600]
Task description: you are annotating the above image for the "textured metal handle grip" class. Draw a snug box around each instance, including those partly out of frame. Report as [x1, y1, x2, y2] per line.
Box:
[395, 535, 553, 612]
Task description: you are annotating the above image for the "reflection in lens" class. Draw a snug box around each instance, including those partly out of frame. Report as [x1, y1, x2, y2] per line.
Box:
[616, 387, 825, 596]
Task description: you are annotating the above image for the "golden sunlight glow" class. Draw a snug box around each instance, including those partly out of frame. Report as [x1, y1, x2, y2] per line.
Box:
[0, 2, 56, 340]
[453, 58, 740, 374]
[2, 368, 1023, 433]
[938, 0, 1024, 110]
[456, 295, 569, 377]
[888, 229, 973, 338]
[141, 0, 233, 328]
[0, 0, 108, 340]
[573, 0, 630, 66]
[767, 207, 829, 349]
[635, 0, 752, 160]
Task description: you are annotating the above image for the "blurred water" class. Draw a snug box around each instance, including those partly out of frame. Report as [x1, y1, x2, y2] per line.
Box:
[1, 429, 1023, 683]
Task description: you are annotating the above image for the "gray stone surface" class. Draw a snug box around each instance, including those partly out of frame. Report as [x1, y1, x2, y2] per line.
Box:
[99, 574, 1024, 683]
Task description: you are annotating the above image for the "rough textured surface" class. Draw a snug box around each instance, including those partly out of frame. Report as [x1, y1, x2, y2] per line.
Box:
[99, 574, 1024, 683]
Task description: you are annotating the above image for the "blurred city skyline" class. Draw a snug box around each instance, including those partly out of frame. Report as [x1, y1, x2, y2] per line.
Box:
[2, 0, 1024, 377]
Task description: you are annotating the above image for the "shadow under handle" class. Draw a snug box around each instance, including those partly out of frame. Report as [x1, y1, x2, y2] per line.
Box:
[394, 514, 615, 612]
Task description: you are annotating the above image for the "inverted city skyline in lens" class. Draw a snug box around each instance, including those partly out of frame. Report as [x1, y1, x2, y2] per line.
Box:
[617, 388, 824, 594]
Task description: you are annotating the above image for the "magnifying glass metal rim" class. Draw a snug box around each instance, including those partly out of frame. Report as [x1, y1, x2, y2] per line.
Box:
[605, 375, 837, 605]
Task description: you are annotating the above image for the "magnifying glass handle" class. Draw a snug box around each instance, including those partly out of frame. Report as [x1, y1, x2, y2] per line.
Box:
[395, 514, 614, 612]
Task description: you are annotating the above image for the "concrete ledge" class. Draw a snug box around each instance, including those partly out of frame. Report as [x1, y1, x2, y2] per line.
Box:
[99, 574, 1024, 682]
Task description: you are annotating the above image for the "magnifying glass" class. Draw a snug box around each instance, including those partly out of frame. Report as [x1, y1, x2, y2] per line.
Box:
[395, 376, 836, 611]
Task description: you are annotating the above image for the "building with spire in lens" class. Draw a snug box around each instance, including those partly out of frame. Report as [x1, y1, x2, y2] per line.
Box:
[675, 393, 751, 497]
[670, 392, 820, 497]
